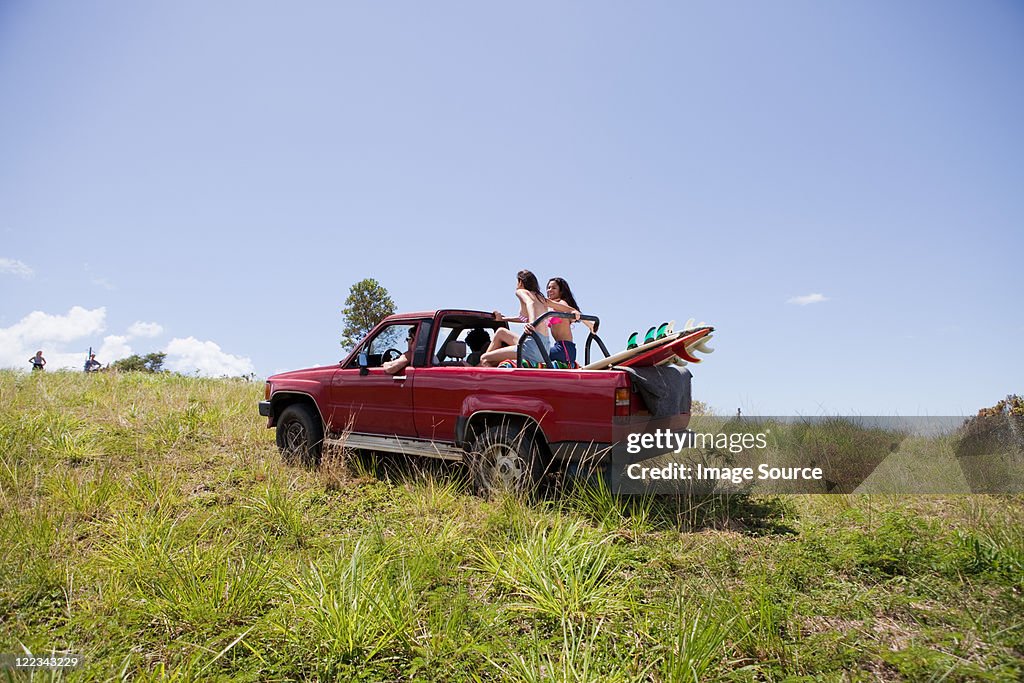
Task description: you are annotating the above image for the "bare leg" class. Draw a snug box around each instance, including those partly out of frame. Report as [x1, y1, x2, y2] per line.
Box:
[480, 345, 518, 367]
[485, 328, 517, 353]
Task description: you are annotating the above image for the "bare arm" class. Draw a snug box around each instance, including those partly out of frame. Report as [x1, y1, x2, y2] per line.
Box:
[383, 353, 410, 375]
[545, 297, 594, 332]
[494, 289, 537, 322]
[543, 297, 577, 314]
[543, 297, 583, 322]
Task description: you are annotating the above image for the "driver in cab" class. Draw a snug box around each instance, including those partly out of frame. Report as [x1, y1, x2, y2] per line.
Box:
[383, 326, 416, 375]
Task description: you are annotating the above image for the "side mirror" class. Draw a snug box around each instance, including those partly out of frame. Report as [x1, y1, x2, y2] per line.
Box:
[358, 352, 369, 376]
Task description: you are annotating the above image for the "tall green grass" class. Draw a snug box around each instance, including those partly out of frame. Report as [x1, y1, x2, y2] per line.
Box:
[1, 370, 1022, 680]
[473, 517, 622, 623]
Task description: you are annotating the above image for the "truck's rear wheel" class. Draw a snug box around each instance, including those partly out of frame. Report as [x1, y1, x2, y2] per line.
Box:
[468, 423, 543, 498]
[276, 404, 323, 467]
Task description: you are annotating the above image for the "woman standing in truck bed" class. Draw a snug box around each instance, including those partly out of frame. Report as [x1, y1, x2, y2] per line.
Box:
[544, 277, 591, 367]
[480, 270, 581, 367]
[480, 270, 548, 367]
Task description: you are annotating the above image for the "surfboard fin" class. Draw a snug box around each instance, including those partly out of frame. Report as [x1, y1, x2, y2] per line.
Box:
[643, 326, 657, 344]
[626, 332, 639, 350]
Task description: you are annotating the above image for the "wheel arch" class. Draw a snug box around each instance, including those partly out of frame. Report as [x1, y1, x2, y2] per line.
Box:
[460, 411, 551, 459]
[268, 391, 324, 429]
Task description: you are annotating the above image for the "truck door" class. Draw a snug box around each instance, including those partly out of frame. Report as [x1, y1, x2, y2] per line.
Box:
[326, 323, 419, 438]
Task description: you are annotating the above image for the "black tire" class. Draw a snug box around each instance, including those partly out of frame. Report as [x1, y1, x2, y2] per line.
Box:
[275, 404, 324, 467]
[468, 423, 544, 498]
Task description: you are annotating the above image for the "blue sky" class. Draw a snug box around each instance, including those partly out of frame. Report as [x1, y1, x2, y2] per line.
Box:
[1, 1, 1021, 414]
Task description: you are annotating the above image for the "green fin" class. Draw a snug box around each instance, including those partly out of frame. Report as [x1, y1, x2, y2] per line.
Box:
[656, 322, 669, 339]
[626, 332, 639, 350]
[643, 326, 657, 344]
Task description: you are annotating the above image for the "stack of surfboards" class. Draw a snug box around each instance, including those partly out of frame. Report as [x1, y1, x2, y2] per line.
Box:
[583, 319, 714, 370]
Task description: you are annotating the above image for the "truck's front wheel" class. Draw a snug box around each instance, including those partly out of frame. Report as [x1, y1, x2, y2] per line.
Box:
[276, 404, 323, 467]
[468, 423, 543, 498]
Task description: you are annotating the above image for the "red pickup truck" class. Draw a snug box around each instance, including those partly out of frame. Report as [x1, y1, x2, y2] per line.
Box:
[259, 309, 709, 494]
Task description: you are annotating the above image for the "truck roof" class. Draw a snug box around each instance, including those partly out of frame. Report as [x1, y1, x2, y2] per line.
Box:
[384, 309, 494, 321]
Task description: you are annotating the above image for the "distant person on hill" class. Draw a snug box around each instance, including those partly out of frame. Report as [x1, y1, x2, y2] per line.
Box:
[29, 350, 46, 371]
[84, 353, 102, 373]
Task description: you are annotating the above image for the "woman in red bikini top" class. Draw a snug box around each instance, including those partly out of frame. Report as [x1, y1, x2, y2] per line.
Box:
[544, 277, 591, 367]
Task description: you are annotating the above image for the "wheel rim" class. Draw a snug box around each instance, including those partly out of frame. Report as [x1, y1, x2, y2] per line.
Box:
[284, 420, 307, 452]
[481, 443, 527, 490]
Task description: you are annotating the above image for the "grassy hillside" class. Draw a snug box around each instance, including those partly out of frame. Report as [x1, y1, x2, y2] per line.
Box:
[1, 371, 1022, 681]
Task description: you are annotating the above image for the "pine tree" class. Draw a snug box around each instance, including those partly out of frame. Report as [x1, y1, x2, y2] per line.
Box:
[341, 278, 396, 350]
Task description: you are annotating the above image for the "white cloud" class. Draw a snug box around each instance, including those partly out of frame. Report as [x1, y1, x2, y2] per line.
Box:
[787, 293, 829, 306]
[0, 306, 249, 376]
[0, 307, 106, 346]
[97, 335, 133, 362]
[164, 337, 255, 377]
[0, 257, 34, 278]
[128, 321, 164, 338]
[0, 307, 107, 370]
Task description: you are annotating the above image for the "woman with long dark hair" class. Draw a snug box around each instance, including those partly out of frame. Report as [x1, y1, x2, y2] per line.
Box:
[480, 270, 549, 367]
[544, 277, 590, 366]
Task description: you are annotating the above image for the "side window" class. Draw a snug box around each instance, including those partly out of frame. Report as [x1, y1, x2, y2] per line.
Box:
[431, 320, 497, 365]
[367, 325, 407, 356]
[350, 324, 415, 368]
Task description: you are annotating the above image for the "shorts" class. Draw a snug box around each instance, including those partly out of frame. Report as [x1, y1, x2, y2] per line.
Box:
[520, 335, 546, 365]
[549, 340, 577, 365]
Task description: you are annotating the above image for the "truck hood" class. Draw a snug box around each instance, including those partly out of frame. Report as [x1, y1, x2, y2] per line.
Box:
[268, 365, 338, 382]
